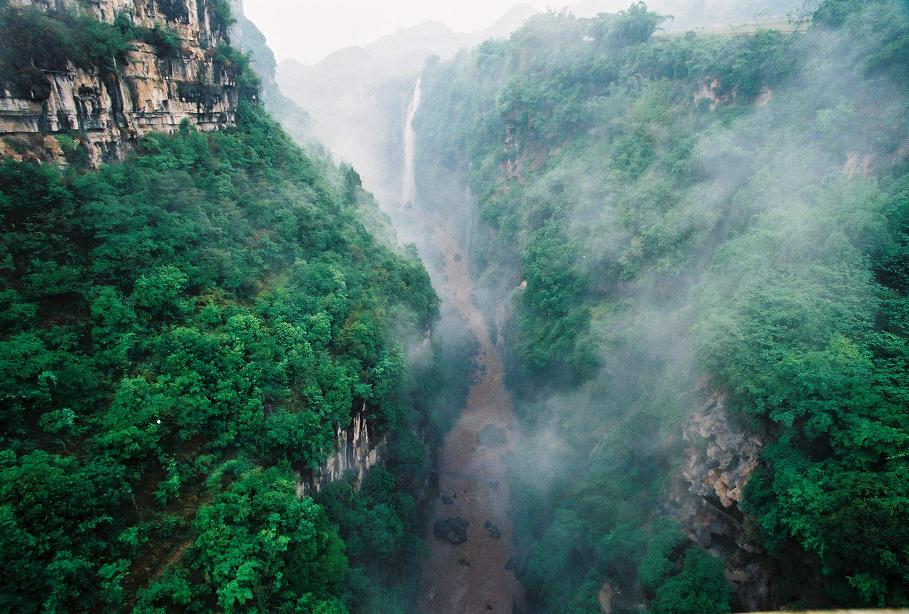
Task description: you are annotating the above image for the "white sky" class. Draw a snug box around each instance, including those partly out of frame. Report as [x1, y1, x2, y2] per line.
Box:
[242, 0, 555, 64]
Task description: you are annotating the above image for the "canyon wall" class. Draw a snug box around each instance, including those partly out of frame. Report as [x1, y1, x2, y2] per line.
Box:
[0, 0, 239, 164]
[297, 405, 387, 497]
[672, 387, 771, 611]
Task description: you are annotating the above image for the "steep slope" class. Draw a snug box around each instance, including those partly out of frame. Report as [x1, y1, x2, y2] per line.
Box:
[413, 1, 909, 611]
[0, 106, 440, 613]
[0, 2, 449, 612]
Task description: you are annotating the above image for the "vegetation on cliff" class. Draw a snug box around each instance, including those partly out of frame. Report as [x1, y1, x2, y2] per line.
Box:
[0, 4, 193, 98]
[0, 63, 439, 614]
[415, 0, 909, 610]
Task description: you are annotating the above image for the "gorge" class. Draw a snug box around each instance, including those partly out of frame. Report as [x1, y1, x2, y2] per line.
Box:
[392, 1, 909, 611]
[396, 76, 527, 611]
[1, 0, 908, 612]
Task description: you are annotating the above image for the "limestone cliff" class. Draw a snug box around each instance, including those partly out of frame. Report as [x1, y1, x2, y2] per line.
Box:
[0, 0, 239, 164]
[297, 403, 387, 497]
[670, 386, 772, 611]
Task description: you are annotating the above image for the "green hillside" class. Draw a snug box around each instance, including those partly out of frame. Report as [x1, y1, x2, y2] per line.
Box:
[0, 27, 440, 610]
[414, 1, 909, 610]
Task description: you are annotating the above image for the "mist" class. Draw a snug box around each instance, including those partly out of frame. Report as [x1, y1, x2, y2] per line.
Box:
[241, 0, 909, 612]
[0, 0, 902, 611]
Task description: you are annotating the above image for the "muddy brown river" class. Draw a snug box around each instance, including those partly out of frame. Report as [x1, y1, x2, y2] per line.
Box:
[417, 225, 526, 613]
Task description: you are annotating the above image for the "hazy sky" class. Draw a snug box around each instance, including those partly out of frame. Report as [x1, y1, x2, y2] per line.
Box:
[242, 0, 555, 64]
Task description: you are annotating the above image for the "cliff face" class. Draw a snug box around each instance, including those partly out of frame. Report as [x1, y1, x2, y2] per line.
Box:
[297, 404, 387, 497]
[671, 387, 771, 611]
[0, 0, 239, 164]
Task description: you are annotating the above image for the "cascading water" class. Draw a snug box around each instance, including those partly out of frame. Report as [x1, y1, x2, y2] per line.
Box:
[401, 76, 422, 206]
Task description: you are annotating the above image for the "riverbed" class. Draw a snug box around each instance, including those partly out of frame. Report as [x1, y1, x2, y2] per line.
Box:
[415, 224, 526, 614]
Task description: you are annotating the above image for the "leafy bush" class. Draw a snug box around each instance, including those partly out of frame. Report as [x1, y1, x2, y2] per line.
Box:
[138, 23, 184, 57]
[214, 44, 261, 100]
[209, 0, 236, 37]
[0, 6, 132, 95]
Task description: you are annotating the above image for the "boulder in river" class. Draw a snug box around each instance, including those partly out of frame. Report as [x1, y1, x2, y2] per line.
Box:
[433, 517, 469, 545]
[484, 520, 502, 540]
[477, 425, 507, 448]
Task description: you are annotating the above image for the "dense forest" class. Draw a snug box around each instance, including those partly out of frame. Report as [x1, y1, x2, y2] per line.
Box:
[0, 3, 468, 611]
[414, 0, 909, 611]
[2, 0, 908, 611]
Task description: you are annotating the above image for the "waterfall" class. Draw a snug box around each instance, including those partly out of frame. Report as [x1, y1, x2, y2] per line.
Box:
[401, 76, 422, 206]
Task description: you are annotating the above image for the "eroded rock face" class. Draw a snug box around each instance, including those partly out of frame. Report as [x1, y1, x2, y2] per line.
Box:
[671, 386, 772, 611]
[296, 405, 387, 497]
[1, 0, 239, 165]
[694, 77, 736, 110]
[684, 391, 762, 510]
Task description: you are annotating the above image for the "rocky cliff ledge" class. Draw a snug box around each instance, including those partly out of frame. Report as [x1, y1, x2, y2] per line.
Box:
[671, 386, 772, 611]
[0, 0, 239, 164]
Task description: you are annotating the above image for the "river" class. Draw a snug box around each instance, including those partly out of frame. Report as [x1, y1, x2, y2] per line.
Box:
[414, 224, 527, 613]
[395, 77, 527, 613]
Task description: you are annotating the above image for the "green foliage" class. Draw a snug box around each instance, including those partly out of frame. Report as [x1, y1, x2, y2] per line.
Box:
[0, 6, 134, 95]
[696, 175, 909, 605]
[514, 224, 595, 379]
[648, 549, 733, 614]
[415, 0, 909, 610]
[137, 23, 184, 57]
[813, 0, 867, 27]
[0, 99, 437, 609]
[214, 44, 261, 101]
[186, 467, 347, 612]
[638, 521, 688, 592]
[209, 0, 236, 37]
[600, 2, 668, 49]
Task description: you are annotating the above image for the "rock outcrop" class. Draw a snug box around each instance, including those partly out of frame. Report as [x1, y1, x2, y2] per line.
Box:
[0, 0, 239, 164]
[683, 390, 762, 510]
[433, 517, 470, 545]
[671, 386, 772, 611]
[296, 404, 387, 497]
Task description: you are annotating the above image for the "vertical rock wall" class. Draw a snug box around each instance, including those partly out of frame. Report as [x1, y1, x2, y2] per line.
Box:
[296, 404, 387, 497]
[0, 0, 239, 164]
[671, 386, 772, 611]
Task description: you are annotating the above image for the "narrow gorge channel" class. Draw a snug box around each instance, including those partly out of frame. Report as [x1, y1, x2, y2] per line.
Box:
[415, 224, 526, 613]
[397, 78, 527, 613]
